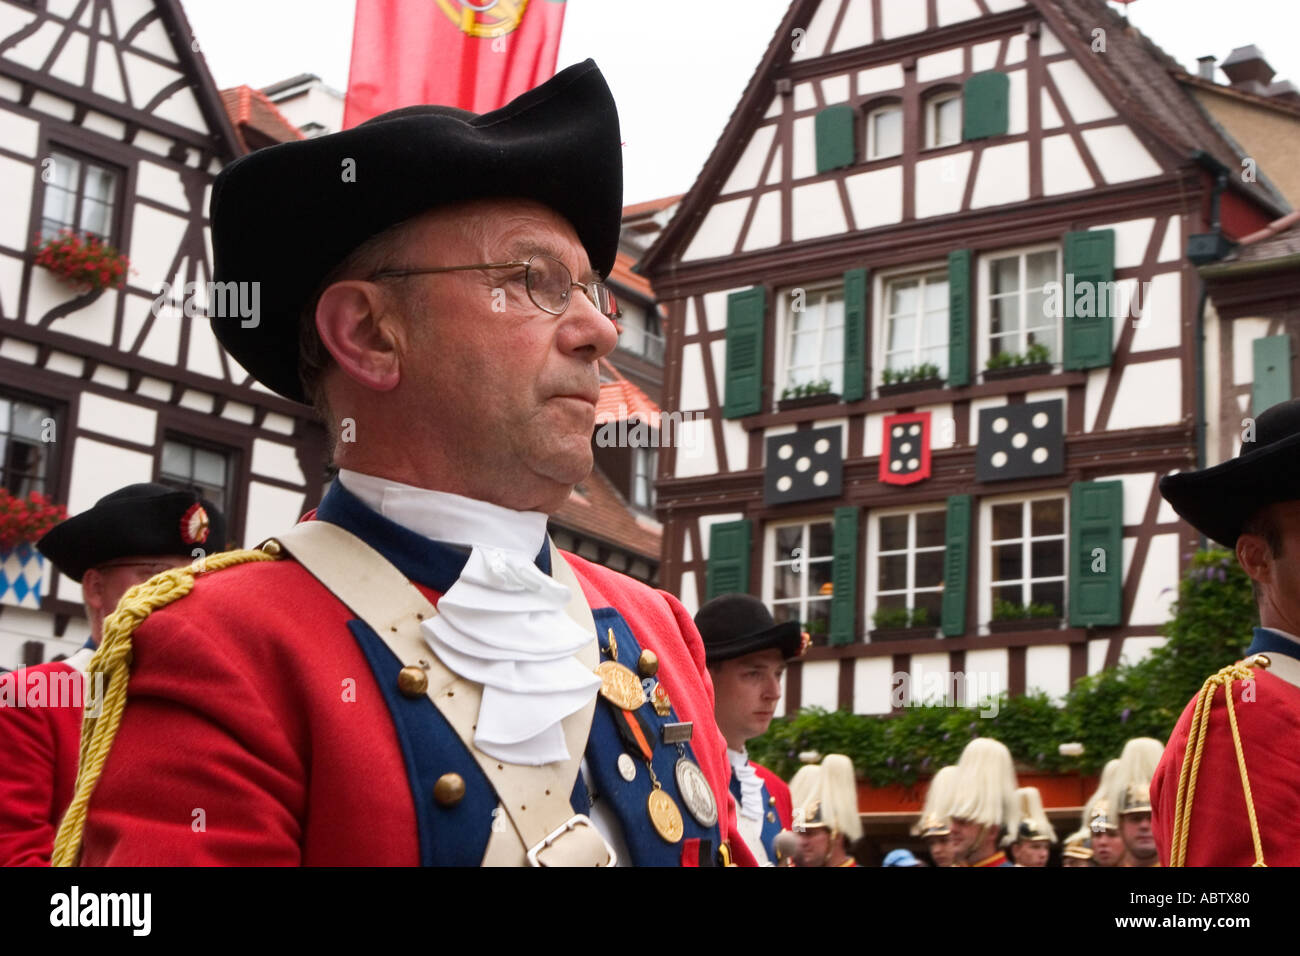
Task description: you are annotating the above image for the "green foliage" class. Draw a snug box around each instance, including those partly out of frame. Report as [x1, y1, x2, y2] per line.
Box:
[992, 599, 1058, 621]
[985, 342, 1052, 371]
[1024, 341, 1052, 365]
[749, 550, 1258, 782]
[781, 378, 835, 400]
[882, 362, 943, 387]
[872, 605, 934, 629]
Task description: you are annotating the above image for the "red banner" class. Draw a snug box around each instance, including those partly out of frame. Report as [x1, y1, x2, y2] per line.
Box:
[344, 0, 567, 127]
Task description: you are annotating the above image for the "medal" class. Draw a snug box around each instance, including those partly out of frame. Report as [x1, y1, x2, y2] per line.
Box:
[674, 757, 718, 828]
[651, 682, 672, 717]
[617, 753, 636, 782]
[647, 786, 684, 843]
[596, 660, 646, 710]
[661, 721, 692, 745]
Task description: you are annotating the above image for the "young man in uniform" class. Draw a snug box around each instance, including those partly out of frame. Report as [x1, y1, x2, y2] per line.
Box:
[793, 754, 861, 867]
[947, 737, 1020, 867]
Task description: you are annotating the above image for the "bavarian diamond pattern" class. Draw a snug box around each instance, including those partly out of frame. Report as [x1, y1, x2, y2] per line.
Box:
[0, 544, 45, 610]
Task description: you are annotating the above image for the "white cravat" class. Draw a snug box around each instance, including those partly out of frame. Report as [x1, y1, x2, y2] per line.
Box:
[728, 748, 765, 821]
[337, 470, 602, 765]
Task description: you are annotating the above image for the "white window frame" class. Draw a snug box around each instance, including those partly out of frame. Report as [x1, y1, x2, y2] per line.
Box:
[631, 445, 657, 510]
[775, 282, 845, 403]
[873, 262, 950, 387]
[978, 491, 1068, 630]
[977, 243, 1063, 372]
[865, 103, 903, 161]
[762, 517, 836, 645]
[924, 92, 962, 149]
[866, 505, 948, 636]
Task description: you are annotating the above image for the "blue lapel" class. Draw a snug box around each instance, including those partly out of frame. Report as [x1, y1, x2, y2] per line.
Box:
[1246, 627, 1300, 664]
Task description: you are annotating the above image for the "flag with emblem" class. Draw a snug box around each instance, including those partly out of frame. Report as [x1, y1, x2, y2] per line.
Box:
[879, 412, 932, 485]
[975, 399, 1064, 482]
[344, 0, 568, 127]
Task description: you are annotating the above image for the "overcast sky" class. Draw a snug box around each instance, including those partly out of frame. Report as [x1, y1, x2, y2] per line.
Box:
[182, 0, 1300, 204]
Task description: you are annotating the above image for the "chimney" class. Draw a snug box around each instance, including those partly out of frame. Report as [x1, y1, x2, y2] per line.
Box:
[1196, 55, 1216, 82]
[1219, 45, 1275, 96]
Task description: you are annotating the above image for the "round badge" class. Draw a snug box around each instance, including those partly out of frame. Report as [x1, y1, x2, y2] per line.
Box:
[180, 502, 210, 545]
[617, 753, 636, 782]
[674, 758, 718, 828]
[647, 789, 684, 844]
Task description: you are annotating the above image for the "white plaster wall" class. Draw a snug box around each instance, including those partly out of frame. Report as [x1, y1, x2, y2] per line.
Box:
[801, 660, 841, 711]
[857, 63, 904, 95]
[243, 483, 306, 549]
[77, 393, 156, 448]
[936, 0, 982, 28]
[1109, 358, 1182, 428]
[0, 155, 34, 250]
[673, 418, 718, 477]
[918, 48, 964, 82]
[971, 141, 1030, 208]
[1128, 533, 1180, 626]
[681, 198, 747, 262]
[1129, 271, 1182, 352]
[961, 648, 1008, 707]
[831, 0, 874, 52]
[251, 438, 305, 484]
[1025, 645, 1071, 700]
[880, 0, 927, 39]
[1081, 125, 1162, 183]
[1048, 59, 1116, 123]
[792, 181, 848, 241]
[1042, 134, 1093, 195]
[741, 190, 782, 251]
[790, 0, 839, 62]
[721, 417, 749, 474]
[914, 152, 972, 218]
[844, 165, 903, 229]
[723, 125, 777, 195]
[67, 438, 154, 513]
[679, 342, 709, 411]
[854, 657, 896, 714]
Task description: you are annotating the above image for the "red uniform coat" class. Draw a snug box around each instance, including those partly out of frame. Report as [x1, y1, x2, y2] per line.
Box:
[1152, 665, 1300, 867]
[0, 661, 85, 866]
[753, 763, 793, 828]
[78, 499, 747, 866]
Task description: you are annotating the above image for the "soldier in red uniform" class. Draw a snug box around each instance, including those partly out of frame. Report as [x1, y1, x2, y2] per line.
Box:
[0, 484, 222, 865]
[1154, 398, 1300, 866]
[948, 738, 1020, 867]
[694, 594, 802, 865]
[54, 61, 748, 868]
[792, 754, 861, 867]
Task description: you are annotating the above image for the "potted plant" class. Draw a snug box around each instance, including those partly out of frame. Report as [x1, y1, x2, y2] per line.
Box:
[878, 362, 945, 397]
[0, 489, 67, 609]
[981, 342, 1053, 382]
[777, 377, 839, 412]
[987, 598, 1061, 632]
[869, 605, 937, 641]
[32, 229, 131, 294]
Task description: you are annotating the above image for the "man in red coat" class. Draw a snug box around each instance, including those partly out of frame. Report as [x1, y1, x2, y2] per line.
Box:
[58, 61, 746, 868]
[1154, 397, 1300, 866]
[0, 484, 222, 865]
[694, 594, 804, 865]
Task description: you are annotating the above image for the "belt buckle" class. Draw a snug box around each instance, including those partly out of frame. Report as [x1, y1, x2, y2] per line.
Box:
[525, 813, 617, 867]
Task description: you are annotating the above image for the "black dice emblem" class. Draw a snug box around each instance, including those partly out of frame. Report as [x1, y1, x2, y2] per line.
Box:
[764, 426, 843, 505]
[976, 399, 1064, 482]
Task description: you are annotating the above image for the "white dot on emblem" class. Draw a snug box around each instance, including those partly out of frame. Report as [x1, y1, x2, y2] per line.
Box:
[1032, 447, 1048, 464]
[813, 470, 829, 487]
[814, 438, 830, 454]
[900, 442, 912, 454]
[993, 417, 1008, 434]
[909, 425, 920, 437]
[992, 451, 1008, 468]
[779, 444, 793, 460]
[796, 456, 811, 472]
[908, 458, 919, 470]
[1032, 412, 1049, 429]
[891, 460, 902, 472]
[777, 475, 793, 492]
[1012, 433, 1027, 449]
[893, 426, 903, 438]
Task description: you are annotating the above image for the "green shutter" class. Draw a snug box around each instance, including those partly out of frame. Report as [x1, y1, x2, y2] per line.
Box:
[1069, 481, 1123, 627]
[1063, 229, 1115, 370]
[947, 250, 972, 387]
[1252, 335, 1292, 414]
[963, 71, 1010, 141]
[842, 268, 868, 402]
[724, 287, 766, 419]
[829, 506, 860, 645]
[706, 520, 752, 600]
[941, 495, 971, 636]
[815, 104, 856, 173]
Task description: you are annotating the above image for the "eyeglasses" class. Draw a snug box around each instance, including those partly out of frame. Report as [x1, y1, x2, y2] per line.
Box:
[368, 254, 621, 322]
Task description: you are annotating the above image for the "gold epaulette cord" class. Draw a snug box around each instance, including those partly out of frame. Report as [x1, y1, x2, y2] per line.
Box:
[50, 548, 280, 867]
[1169, 656, 1269, 868]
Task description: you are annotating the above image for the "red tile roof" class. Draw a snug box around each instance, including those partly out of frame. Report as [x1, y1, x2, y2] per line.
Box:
[595, 361, 661, 426]
[552, 463, 662, 562]
[608, 249, 653, 299]
[219, 85, 305, 151]
[623, 195, 684, 219]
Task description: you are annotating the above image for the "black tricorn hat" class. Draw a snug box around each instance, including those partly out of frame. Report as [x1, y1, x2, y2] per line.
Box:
[694, 593, 804, 665]
[36, 483, 227, 582]
[209, 59, 623, 403]
[1159, 398, 1300, 547]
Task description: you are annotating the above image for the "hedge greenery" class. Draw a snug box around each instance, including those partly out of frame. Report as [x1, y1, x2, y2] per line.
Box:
[747, 550, 1256, 785]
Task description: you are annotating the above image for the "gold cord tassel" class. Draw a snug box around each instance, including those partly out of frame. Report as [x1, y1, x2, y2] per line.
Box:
[51, 548, 279, 867]
[1169, 661, 1267, 868]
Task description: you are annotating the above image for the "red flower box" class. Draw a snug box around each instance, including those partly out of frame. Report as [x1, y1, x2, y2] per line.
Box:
[32, 229, 131, 293]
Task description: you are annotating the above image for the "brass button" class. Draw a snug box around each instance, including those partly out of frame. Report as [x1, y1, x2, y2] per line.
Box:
[433, 773, 466, 807]
[260, 539, 281, 556]
[769, 795, 777, 806]
[397, 665, 428, 697]
[1244, 653, 1272, 669]
[637, 649, 659, 678]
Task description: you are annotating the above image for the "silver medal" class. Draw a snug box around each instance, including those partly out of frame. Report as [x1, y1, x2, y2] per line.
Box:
[674, 757, 718, 828]
[617, 753, 637, 782]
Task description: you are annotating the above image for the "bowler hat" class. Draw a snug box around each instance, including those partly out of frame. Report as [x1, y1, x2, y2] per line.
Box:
[37, 483, 227, 582]
[1159, 398, 1300, 546]
[209, 59, 623, 403]
[694, 593, 804, 665]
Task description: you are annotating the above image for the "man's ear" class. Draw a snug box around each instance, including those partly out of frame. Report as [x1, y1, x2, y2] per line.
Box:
[314, 281, 403, 392]
[81, 567, 105, 615]
[1236, 533, 1271, 588]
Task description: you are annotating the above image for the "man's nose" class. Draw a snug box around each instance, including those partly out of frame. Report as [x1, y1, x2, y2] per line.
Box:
[559, 286, 619, 360]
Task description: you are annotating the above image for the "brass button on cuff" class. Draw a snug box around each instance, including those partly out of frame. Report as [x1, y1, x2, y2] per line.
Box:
[434, 773, 466, 807]
[637, 649, 659, 678]
[398, 665, 429, 697]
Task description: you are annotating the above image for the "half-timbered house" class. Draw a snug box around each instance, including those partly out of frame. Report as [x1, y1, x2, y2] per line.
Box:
[0, 0, 327, 669]
[639, 0, 1290, 726]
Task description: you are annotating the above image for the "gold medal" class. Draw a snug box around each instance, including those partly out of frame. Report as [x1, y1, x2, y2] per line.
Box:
[596, 660, 646, 710]
[648, 786, 684, 843]
[674, 757, 718, 828]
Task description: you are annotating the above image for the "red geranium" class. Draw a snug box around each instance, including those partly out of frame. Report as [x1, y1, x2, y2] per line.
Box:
[31, 229, 131, 294]
[0, 488, 68, 551]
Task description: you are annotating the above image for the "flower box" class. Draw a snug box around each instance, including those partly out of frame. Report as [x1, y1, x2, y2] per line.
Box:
[776, 392, 840, 412]
[0, 542, 46, 610]
[32, 230, 130, 294]
[869, 626, 939, 642]
[986, 617, 1062, 633]
[877, 377, 945, 398]
[981, 362, 1052, 382]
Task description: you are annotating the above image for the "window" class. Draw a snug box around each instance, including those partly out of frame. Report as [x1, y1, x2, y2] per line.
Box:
[617, 303, 665, 365]
[865, 104, 903, 160]
[0, 395, 55, 496]
[882, 270, 949, 379]
[925, 92, 962, 149]
[986, 247, 1061, 363]
[159, 438, 233, 512]
[872, 509, 946, 629]
[988, 497, 1066, 619]
[632, 446, 657, 510]
[769, 519, 834, 646]
[780, 285, 844, 397]
[40, 150, 121, 242]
